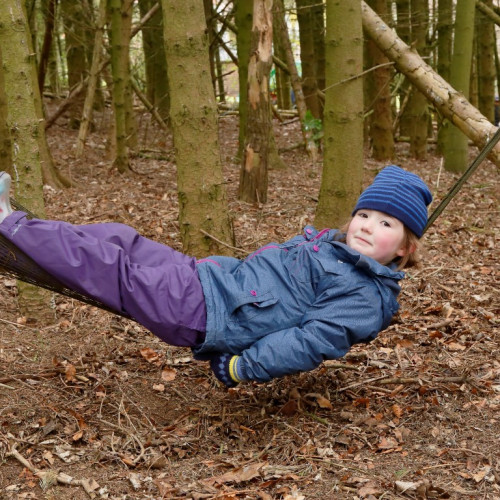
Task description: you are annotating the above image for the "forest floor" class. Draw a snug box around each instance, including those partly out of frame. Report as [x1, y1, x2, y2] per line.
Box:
[0, 105, 498, 500]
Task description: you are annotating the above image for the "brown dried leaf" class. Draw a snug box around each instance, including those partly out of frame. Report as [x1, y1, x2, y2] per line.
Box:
[65, 364, 76, 382]
[140, 347, 160, 363]
[161, 368, 177, 382]
[203, 461, 266, 485]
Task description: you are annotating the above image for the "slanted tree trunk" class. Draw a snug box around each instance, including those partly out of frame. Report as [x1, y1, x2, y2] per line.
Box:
[161, 0, 234, 256]
[365, 0, 394, 161]
[477, 0, 496, 123]
[238, 0, 274, 204]
[361, 1, 500, 166]
[0, 0, 52, 319]
[315, 1, 363, 229]
[442, 0, 476, 173]
[296, 0, 321, 118]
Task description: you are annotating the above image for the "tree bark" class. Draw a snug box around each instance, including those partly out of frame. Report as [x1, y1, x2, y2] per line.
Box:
[365, 0, 394, 161]
[273, 0, 318, 160]
[407, 0, 429, 159]
[296, 0, 321, 118]
[0, 0, 52, 318]
[161, 0, 234, 256]
[0, 49, 12, 173]
[361, 1, 500, 166]
[76, 0, 107, 158]
[238, 0, 274, 204]
[442, 0, 476, 173]
[315, 1, 363, 229]
[477, 0, 496, 123]
[139, 0, 170, 121]
[109, 0, 131, 172]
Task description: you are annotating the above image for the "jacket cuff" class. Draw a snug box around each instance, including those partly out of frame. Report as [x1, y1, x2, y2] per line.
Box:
[229, 355, 246, 383]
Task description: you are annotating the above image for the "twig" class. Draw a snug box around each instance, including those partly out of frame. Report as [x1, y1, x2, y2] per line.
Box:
[7, 445, 98, 497]
[323, 362, 360, 371]
[199, 229, 249, 255]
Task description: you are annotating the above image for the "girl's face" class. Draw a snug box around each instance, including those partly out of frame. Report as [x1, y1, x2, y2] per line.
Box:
[346, 209, 407, 265]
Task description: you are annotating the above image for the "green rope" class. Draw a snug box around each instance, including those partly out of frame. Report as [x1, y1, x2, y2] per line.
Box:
[423, 126, 500, 234]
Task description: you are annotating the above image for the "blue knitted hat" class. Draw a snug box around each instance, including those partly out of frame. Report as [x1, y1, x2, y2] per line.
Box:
[352, 166, 432, 237]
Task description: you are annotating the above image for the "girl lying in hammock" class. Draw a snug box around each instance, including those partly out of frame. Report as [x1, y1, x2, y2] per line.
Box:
[0, 167, 432, 387]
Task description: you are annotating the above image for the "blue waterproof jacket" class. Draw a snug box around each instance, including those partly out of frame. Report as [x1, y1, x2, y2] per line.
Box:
[194, 226, 404, 382]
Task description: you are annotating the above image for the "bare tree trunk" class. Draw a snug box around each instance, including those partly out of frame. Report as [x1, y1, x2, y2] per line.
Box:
[76, 0, 107, 158]
[315, 1, 363, 229]
[296, 0, 321, 118]
[37, 0, 57, 93]
[0, 0, 52, 318]
[0, 49, 12, 173]
[273, 0, 318, 160]
[109, 0, 131, 172]
[477, 0, 496, 123]
[361, 1, 500, 166]
[442, 0, 476, 173]
[365, 0, 394, 161]
[238, 0, 274, 204]
[162, 0, 234, 256]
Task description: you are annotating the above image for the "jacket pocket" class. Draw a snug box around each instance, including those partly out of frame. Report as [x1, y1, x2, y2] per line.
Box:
[228, 290, 279, 323]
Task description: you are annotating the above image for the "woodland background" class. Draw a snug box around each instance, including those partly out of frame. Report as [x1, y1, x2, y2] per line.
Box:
[0, 0, 499, 499]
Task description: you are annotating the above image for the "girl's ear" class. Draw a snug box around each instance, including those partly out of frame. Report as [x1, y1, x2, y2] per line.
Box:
[396, 242, 416, 257]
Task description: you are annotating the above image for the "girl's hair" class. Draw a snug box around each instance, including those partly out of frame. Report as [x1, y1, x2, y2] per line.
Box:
[336, 218, 422, 270]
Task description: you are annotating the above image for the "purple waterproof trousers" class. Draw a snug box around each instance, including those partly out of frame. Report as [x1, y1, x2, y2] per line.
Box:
[0, 212, 207, 347]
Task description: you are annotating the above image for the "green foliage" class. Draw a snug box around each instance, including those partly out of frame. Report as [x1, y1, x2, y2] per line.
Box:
[304, 110, 323, 143]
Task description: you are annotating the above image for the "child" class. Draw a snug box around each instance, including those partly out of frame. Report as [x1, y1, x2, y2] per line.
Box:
[0, 167, 432, 387]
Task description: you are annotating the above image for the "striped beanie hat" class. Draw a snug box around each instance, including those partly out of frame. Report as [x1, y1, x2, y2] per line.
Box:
[353, 166, 432, 237]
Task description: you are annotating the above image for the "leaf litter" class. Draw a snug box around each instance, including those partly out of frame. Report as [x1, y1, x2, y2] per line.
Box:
[0, 110, 498, 499]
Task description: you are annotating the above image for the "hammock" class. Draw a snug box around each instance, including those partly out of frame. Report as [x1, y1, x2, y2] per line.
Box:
[1, 126, 499, 318]
[0, 198, 131, 319]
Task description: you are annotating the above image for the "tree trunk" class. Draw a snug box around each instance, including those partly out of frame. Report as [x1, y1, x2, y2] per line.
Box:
[365, 0, 394, 161]
[109, 0, 131, 172]
[273, 7, 292, 110]
[161, 0, 234, 256]
[312, 0, 325, 110]
[235, 0, 253, 161]
[60, 0, 87, 128]
[76, 0, 107, 158]
[0, 0, 52, 319]
[477, 0, 496, 123]
[296, 0, 321, 118]
[361, 1, 500, 166]
[0, 49, 13, 173]
[273, 0, 318, 160]
[436, 0, 453, 152]
[37, 0, 57, 93]
[315, 1, 363, 229]
[395, 0, 412, 137]
[407, 0, 429, 159]
[238, 0, 274, 204]
[442, 0, 476, 173]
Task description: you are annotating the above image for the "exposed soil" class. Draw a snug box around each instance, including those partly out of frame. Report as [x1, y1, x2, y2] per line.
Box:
[0, 106, 498, 500]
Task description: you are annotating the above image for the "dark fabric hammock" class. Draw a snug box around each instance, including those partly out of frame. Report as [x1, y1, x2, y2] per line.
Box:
[0, 198, 131, 319]
[1, 126, 499, 318]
